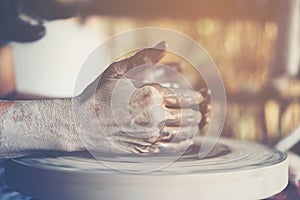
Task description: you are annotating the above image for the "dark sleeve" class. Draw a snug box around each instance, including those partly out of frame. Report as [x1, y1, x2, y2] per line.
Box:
[0, 0, 82, 44]
[0, 0, 45, 43]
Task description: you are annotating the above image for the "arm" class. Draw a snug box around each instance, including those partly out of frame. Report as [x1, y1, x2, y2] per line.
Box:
[0, 99, 83, 159]
[0, 42, 208, 159]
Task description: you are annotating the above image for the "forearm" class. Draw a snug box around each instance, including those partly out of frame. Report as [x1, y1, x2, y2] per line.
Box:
[0, 99, 83, 159]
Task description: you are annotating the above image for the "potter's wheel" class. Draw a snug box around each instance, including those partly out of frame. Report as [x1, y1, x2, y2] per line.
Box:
[4, 138, 288, 200]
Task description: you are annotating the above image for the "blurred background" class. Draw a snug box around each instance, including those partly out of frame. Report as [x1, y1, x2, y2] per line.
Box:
[14, 0, 299, 145]
[1, 0, 300, 199]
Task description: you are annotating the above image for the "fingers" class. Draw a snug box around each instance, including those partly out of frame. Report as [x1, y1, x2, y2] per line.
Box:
[163, 108, 202, 126]
[131, 84, 204, 127]
[164, 90, 204, 108]
[159, 126, 197, 142]
[157, 139, 194, 153]
[111, 132, 160, 153]
[117, 141, 159, 154]
[111, 125, 198, 154]
[151, 84, 205, 108]
[200, 103, 211, 113]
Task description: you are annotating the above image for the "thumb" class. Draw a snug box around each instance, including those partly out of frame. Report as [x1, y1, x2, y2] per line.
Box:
[103, 41, 167, 80]
[127, 41, 167, 70]
[80, 42, 167, 101]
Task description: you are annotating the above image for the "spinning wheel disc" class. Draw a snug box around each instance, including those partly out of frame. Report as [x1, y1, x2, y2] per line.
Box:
[5, 138, 288, 200]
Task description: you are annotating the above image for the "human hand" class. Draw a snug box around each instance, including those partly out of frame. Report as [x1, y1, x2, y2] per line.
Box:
[0, 42, 210, 158]
[77, 42, 209, 154]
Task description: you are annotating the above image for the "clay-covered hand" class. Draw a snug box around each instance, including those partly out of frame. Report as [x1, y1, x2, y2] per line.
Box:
[78, 42, 206, 154]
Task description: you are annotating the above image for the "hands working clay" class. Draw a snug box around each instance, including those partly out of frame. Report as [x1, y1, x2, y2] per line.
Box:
[0, 0, 209, 158]
[0, 42, 211, 158]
